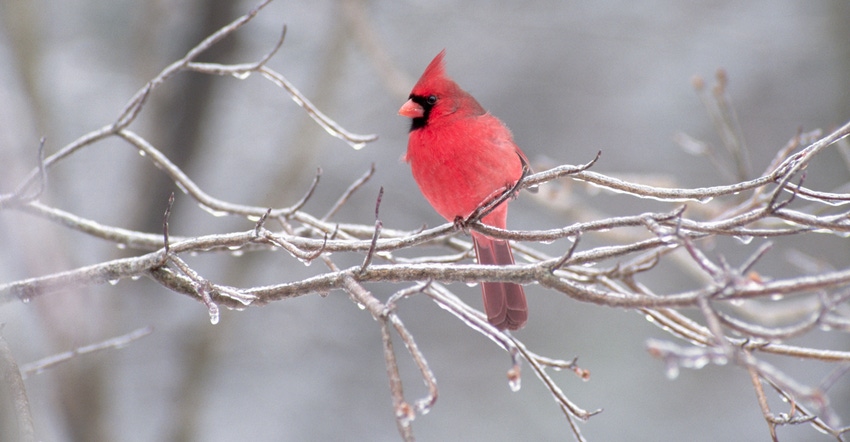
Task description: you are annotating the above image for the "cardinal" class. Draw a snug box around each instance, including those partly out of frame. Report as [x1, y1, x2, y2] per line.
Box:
[398, 50, 529, 330]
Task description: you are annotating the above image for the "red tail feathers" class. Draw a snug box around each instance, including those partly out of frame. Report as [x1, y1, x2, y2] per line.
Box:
[472, 233, 528, 330]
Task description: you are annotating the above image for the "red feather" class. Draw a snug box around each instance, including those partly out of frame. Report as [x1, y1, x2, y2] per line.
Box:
[399, 50, 528, 330]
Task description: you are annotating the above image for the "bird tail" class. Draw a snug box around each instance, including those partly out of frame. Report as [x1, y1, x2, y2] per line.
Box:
[472, 233, 528, 330]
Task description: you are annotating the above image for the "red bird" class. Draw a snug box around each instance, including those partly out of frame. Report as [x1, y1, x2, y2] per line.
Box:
[399, 50, 529, 330]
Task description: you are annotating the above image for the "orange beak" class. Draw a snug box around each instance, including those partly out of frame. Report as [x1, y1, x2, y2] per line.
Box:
[398, 99, 424, 118]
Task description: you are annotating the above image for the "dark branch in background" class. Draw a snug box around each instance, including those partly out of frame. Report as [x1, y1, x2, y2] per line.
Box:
[0, 329, 35, 442]
[2, 2, 850, 441]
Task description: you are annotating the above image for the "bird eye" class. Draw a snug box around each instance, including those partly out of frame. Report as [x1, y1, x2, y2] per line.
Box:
[426, 95, 437, 105]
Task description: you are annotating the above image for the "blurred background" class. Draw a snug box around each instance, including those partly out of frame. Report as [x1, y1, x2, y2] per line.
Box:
[1, 0, 849, 440]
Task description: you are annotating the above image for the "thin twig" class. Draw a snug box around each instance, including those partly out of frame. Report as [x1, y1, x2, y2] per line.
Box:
[323, 164, 376, 221]
[360, 187, 384, 274]
[161, 192, 175, 265]
[286, 168, 322, 215]
[19, 326, 154, 378]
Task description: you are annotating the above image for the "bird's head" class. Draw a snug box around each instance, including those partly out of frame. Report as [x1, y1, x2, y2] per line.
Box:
[398, 50, 485, 131]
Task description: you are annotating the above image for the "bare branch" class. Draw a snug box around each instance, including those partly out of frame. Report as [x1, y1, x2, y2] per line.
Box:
[258, 66, 378, 149]
[19, 326, 154, 379]
[360, 187, 384, 274]
[286, 168, 322, 215]
[0, 137, 46, 208]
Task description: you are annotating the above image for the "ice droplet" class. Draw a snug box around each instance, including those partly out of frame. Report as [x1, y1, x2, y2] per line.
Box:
[395, 402, 415, 427]
[508, 374, 521, 392]
[733, 235, 754, 245]
[175, 181, 190, 195]
[507, 365, 522, 392]
[664, 363, 680, 380]
[689, 355, 710, 370]
[108, 279, 120, 286]
[698, 196, 714, 204]
[116, 243, 127, 250]
[770, 293, 784, 301]
[348, 141, 366, 151]
[465, 281, 479, 288]
[228, 245, 244, 257]
[660, 235, 679, 247]
[232, 71, 251, 80]
[137, 149, 147, 157]
[199, 203, 229, 217]
[416, 398, 433, 415]
[209, 304, 220, 325]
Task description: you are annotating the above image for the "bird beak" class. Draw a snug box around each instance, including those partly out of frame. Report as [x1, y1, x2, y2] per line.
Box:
[398, 99, 424, 118]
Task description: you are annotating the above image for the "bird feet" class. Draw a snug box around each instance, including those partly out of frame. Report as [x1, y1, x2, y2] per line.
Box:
[452, 215, 470, 231]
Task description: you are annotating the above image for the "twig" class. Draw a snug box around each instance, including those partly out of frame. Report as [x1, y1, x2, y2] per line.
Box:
[549, 232, 581, 272]
[161, 192, 175, 264]
[323, 164, 376, 221]
[380, 319, 415, 441]
[360, 187, 384, 274]
[0, 137, 47, 208]
[286, 168, 322, 215]
[19, 326, 154, 378]
[258, 66, 378, 149]
[511, 335, 601, 442]
[387, 312, 438, 415]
